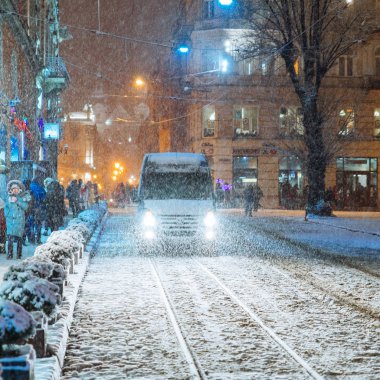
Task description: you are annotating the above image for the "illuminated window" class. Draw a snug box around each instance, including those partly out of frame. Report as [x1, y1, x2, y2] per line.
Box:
[338, 108, 355, 136]
[202, 105, 216, 137]
[294, 57, 300, 75]
[279, 107, 304, 136]
[233, 106, 258, 137]
[374, 108, 380, 138]
[203, 0, 215, 19]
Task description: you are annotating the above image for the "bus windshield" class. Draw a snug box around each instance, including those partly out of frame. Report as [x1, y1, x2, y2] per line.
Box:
[142, 172, 212, 200]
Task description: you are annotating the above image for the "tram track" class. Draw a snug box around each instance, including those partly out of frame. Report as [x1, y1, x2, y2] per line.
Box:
[225, 218, 380, 320]
[151, 258, 324, 380]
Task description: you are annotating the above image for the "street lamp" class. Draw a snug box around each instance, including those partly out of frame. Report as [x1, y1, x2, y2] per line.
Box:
[219, 0, 233, 5]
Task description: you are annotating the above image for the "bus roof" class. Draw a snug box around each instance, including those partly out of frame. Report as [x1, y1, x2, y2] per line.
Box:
[143, 153, 209, 173]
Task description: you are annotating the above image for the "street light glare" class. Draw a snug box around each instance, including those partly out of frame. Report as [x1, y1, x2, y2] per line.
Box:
[219, 0, 233, 5]
[135, 78, 145, 87]
[178, 45, 189, 54]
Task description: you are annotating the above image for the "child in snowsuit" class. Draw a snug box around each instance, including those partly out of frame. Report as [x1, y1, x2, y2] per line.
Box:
[0, 198, 6, 254]
[4, 180, 30, 259]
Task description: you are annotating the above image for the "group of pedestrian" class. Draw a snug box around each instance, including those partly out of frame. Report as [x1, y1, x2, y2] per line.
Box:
[0, 176, 66, 259]
[111, 182, 134, 208]
[66, 179, 98, 217]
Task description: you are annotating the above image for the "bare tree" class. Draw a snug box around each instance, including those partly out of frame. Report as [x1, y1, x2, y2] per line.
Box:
[240, 0, 372, 214]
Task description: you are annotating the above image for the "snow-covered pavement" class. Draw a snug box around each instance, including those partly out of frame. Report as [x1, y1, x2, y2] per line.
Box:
[62, 209, 380, 379]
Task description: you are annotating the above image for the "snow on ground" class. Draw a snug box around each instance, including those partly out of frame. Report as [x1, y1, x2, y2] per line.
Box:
[62, 209, 380, 379]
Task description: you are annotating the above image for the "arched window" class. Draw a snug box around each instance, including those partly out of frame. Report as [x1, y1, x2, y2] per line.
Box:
[375, 47, 380, 77]
[11, 51, 18, 98]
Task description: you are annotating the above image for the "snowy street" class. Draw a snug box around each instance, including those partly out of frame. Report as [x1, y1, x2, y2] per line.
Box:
[62, 209, 380, 379]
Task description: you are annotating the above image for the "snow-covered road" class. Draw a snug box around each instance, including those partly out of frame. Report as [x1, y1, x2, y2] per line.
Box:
[62, 211, 380, 379]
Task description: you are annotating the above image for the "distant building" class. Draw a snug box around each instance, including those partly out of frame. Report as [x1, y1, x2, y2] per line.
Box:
[58, 105, 102, 188]
[170, 0, 380, 210]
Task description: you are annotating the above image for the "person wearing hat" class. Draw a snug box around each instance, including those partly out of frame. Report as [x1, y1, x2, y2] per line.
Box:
[0, 197, 6, 254]
[4, 180, 30, 259]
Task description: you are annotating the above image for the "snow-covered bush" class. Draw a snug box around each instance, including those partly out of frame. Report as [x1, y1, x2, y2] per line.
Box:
[306, 199, 333, 217]
[66, 220, 91, 240]
[0, 278, 60, 318]
[50, 229, 86, 245]
[3, 259, 53, 282]
[47, 233, 82, 255]
[78, 210, 99, 225]
[51, 263, 66, 280]
[35, 243, 73, 268]
[0, 300, 35, 350]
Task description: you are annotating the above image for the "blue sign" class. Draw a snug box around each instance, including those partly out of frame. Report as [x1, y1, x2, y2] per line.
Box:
[43, 123, 60, 140]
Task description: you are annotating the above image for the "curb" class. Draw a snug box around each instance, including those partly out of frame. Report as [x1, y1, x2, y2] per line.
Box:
[34, 211, 109, 380]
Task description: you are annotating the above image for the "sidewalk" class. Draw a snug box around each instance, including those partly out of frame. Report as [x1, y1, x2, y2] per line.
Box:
[221, 208, 380, 259]
[0, 215, 73, 281]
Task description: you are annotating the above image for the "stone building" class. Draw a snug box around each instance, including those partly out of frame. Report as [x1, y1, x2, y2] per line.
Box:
[0, 0, 69, 182]
[172, 0, 380, 210]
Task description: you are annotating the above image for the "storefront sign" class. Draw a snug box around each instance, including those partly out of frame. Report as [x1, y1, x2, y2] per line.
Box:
[43, 123, 60, 140]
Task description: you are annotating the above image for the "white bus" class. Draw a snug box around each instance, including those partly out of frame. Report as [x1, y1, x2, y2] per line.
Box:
[136, 152, 217, 252]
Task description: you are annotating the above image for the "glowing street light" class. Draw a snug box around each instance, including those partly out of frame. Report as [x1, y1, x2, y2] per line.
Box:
[115, 162, 120, 169]
[219, 0, 233, 5]
[135, 78, 145, 87]
[177, 44, 190, 54]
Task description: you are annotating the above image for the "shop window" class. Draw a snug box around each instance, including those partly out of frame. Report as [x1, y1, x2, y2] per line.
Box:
[279, 157, 304, 209]
[233, 106, 258, 137]
[338, 55, 353, 77]
[232, 156, 258, 202]
[279, 107, 304, 136]
[374, 108, 380, 138]
[338, 108, 355, 136]
[202, 105, 216, 137]
[336, 157, 377, 209]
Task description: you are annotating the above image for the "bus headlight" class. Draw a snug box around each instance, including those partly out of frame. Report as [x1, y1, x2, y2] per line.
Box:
[204, 211, 216, 227]
[143, 210, 156, 227]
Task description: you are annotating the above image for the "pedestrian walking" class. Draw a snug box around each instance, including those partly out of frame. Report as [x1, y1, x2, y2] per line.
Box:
[243, 185, 254, 216]
[0, 197, 6, 254]
[29, 176, 46, 244]
[4, 180, 30, 259]
[66, 179, 80, 217]
[87, 181, 95, 207]
[252, 184, 263, 212]
[79, 182, 89, 210]
[45, 178, 65, 233]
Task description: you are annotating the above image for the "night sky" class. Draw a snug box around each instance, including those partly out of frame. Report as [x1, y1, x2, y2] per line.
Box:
[60, 0, 180, 112]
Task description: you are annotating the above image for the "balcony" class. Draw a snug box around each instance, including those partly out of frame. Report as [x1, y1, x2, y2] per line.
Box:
[43, 57, 70, 93]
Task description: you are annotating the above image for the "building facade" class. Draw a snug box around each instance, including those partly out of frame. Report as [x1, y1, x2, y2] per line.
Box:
[173, 0, 380, 210]
[0, 0, 69, 184]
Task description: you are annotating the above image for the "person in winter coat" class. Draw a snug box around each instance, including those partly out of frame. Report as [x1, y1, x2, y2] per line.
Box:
[87, 181, 95, 207]
[4, 180, 30, 259]
[29, 176, 46, 244]
[45, 179, 65, 233]
[66, 179, 80, 217]
[243, 185, 254, 217]
[0, 197, 6, 254]
[252, 184, 263, 212]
